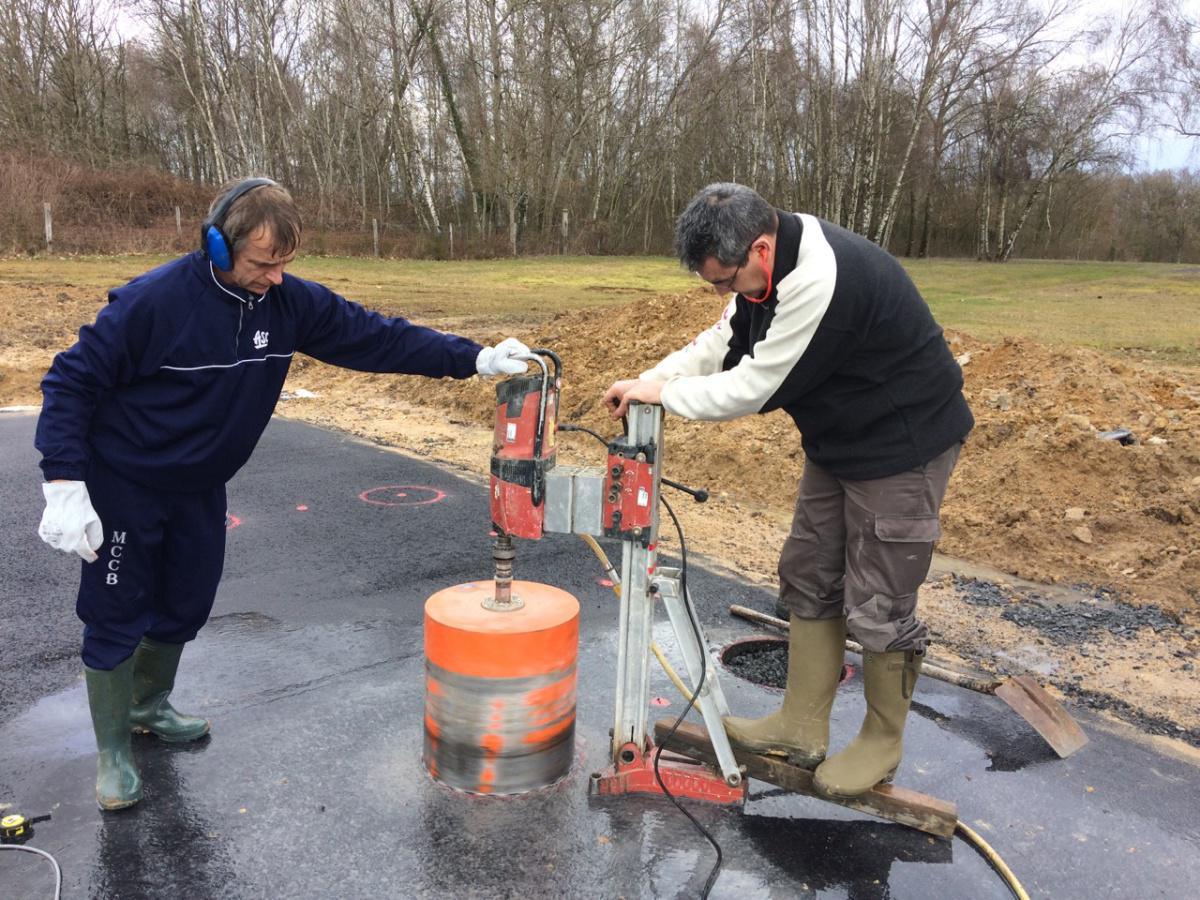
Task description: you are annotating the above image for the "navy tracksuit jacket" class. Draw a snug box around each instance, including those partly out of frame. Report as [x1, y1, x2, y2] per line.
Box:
[36, 252, 482, 667]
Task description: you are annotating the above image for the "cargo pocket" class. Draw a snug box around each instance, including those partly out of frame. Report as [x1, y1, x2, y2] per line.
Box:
[869, 514, 941, 598]
[874, 515, 941, 543]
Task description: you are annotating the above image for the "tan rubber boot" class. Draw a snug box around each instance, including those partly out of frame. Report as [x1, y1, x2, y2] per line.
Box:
[130, 638, 210, 742]
[722, 615, 845, 768]
[813, 648, 923, 798]
[84, 657, 143, 811]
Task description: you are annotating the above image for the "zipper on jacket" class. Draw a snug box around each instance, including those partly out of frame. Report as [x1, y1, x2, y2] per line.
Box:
[235, 303, 244, 359]
[209, 260, 257, 361]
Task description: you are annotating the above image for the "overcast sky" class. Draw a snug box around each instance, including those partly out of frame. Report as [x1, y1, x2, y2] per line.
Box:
[1137, 131, 1198, 171]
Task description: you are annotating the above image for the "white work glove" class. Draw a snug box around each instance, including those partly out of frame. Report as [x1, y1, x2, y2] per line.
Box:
[476, 337, 531, 377]
[38, 481, 104, 563]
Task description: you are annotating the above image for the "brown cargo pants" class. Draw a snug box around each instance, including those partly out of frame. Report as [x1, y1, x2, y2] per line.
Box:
[777, 443, 962, 652]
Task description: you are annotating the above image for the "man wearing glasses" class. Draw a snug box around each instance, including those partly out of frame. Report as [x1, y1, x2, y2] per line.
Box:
[604, 182, 972, 799]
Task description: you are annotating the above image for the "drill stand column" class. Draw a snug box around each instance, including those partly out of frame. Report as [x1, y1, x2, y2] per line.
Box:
[589, 403, 745, 806]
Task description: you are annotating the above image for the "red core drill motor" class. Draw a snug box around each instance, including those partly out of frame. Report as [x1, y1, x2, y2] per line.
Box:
[489, 349, 561, 609]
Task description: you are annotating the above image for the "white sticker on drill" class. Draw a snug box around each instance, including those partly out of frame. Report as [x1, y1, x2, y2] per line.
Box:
[506, 423, 517, 442]
[637, 487, 649, 507]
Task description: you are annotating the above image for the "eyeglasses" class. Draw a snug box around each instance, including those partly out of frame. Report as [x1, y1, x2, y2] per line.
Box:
[699, 243, 753, 295]
[708, 259, 743, 294]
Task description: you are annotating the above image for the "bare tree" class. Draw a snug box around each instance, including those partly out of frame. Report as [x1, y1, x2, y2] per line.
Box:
[0, 0, 1188, 260]
[1153, 0, 1200, 140]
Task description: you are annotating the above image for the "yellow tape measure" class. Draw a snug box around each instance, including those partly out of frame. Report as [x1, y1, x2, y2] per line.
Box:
[1, 813, 30, 839]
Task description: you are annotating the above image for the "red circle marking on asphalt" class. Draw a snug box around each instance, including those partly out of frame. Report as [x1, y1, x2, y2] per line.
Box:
[226, 514, 242, 530]
[358, 485, 447, 507]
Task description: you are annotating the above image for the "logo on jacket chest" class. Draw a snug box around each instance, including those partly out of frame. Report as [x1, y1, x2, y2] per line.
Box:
[252, 330, 269, 350]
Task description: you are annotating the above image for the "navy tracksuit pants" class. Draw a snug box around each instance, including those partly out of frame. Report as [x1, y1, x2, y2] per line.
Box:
[78, 457, 227, 670]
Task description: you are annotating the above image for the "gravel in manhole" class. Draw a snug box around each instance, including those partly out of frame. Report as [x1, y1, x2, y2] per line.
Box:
[721, 637, 851, 690]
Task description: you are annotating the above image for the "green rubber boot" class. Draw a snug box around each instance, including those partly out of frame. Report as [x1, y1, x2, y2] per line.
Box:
[722, 615, 845, 768]
[813, 648, 923, 798]
[130, 638, 210, 743]
[84, 657, 143, 811]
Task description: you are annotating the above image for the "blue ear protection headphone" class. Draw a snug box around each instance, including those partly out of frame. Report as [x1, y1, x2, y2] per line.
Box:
[200, 177, 278, 271]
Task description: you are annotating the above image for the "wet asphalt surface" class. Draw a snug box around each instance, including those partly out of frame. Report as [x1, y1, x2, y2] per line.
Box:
[2, 410, 1198, 898]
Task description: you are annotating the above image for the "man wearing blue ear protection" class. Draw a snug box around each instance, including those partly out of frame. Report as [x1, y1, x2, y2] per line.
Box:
[605, 182, 972, 802]
[34, 176, 530, 811]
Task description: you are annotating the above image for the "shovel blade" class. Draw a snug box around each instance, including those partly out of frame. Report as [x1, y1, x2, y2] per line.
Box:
[993, 675, 1088, 758]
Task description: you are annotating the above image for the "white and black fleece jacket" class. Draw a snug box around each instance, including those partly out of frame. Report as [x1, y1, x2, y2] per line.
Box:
[642, 212, 973, 480]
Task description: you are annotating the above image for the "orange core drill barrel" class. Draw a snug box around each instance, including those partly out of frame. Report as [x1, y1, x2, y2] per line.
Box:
[423, 580, 579, 794]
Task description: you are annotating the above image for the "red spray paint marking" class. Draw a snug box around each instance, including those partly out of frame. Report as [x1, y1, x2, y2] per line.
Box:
[651, 697, 671, 708]
[358, 485, 447, 507]
[597, 578, 613, 588]
[296, 504, 309, 511]
[225, 514, 242, 531]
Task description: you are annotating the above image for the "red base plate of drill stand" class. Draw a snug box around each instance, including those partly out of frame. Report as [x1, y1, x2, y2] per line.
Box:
[589, 740, 746, 806]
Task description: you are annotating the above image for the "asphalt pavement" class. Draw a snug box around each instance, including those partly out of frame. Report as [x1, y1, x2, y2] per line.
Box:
[1, 410, 1197, 898]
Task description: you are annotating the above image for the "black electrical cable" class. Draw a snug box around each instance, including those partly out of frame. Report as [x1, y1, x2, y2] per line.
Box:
[556, 423, 607, 444]
[655, 495, 724, 899]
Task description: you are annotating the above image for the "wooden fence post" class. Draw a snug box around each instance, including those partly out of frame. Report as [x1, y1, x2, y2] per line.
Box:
[372, 218, 379, 257]
[175, 206, 182, 238]
[560, 208, 569, 255]
[449, 223, 454, 259]
[43, 202, 53, 253]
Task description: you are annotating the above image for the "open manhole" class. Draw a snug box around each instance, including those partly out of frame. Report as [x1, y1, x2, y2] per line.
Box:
[721, 636, 852, 690]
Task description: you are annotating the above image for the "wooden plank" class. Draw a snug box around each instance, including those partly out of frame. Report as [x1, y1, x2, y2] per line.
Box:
[994, 675, 1089, 758]
[654, 719, 958, 839]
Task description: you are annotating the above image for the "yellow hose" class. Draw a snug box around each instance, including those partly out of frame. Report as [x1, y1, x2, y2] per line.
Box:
[578, 534, 696, 703]
[955, 820, 1031, 900]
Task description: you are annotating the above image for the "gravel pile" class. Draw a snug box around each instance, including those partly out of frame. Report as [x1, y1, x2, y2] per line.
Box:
[953, 576, 1010, 607]
[723, 640, 788, 689]
[1001, 593, 1180, 642]
[1060, 684, 1200, 748]
[952, 576, 1181, 642]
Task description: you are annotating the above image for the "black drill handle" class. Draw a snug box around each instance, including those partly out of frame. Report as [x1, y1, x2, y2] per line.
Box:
[662, 477, 708, 503]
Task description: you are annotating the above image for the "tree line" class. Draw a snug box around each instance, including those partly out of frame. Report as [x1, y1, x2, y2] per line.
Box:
[1, 0, 1198, 261]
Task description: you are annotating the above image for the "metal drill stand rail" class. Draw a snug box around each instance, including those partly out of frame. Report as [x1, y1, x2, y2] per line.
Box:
[596, 403, 744, 801]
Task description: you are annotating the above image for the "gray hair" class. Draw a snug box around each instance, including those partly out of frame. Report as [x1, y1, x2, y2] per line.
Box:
[209, 179, 302, 257]
[674, 183, 778, 270]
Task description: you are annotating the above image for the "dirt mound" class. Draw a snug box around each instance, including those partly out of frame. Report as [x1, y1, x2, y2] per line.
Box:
[7, 284, 1198, 614]
[0, 285, 105, 402]
[332, 289, 1200, 615]
[940, 333, 1200, 613]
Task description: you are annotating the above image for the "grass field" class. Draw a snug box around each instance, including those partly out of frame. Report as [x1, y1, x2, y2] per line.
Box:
[909, 259, 1200, 363]
[3, 254, 1197, 364]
